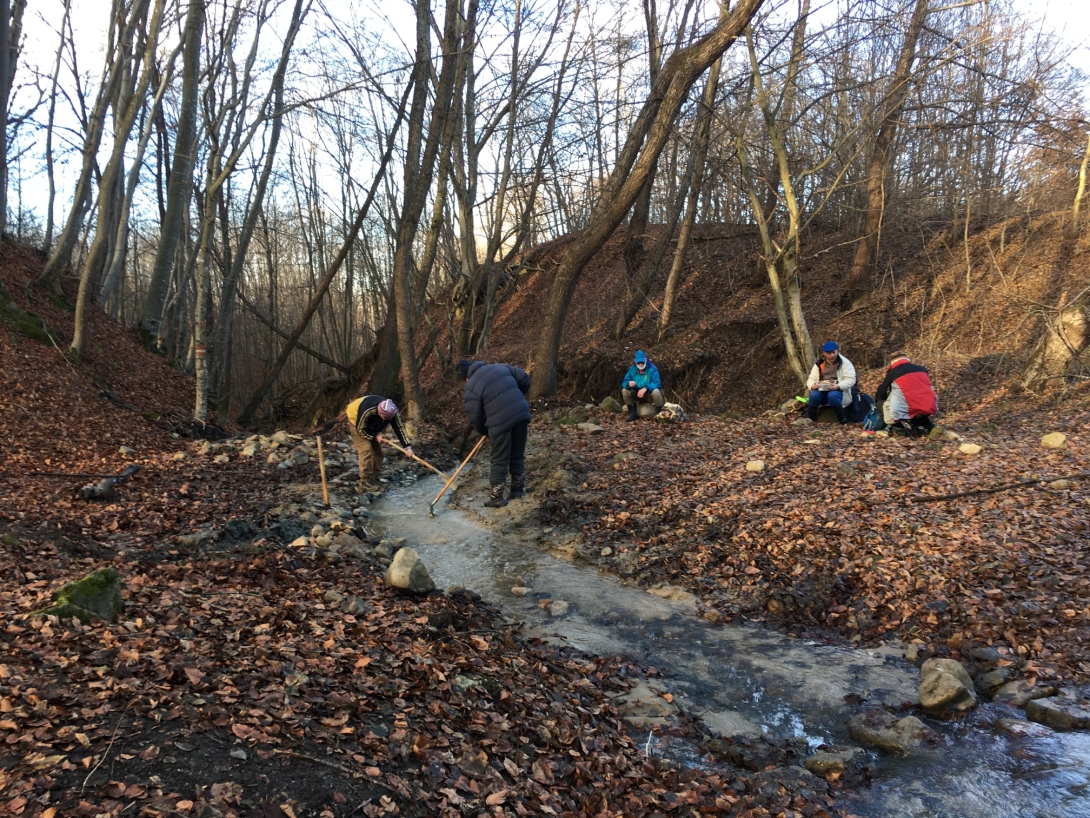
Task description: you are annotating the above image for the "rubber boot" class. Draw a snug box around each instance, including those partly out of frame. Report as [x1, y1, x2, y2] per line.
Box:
[484, 483, 508, 508]
[509, 473, 526, 500]
[804, 404, 819, 422]
[626, 404, 637, 422]
[834, 405, 848, 425]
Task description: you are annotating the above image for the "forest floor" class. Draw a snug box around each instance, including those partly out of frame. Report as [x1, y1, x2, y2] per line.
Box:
[0, 247, 841, 816]
[2, 206, 1090, 818]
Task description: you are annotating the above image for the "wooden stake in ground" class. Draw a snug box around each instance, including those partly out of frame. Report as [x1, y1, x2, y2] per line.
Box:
[430, 436, 486, 516]
[316, 435, 330, 508]
[385, 439, 449, 480]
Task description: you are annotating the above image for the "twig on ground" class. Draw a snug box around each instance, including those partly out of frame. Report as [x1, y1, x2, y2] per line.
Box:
[868, 471, 1090, 505]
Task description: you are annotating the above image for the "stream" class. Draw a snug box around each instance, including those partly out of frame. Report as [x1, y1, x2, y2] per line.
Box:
[369, 472, 1090, 817]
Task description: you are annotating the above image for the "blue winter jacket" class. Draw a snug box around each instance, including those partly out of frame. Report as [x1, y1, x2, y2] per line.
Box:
[621, 361, 662, 392]
[464, 362, 531, 437]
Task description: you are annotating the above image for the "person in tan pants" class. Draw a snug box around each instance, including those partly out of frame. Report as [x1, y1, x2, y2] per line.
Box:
[345, 396, 411, 492]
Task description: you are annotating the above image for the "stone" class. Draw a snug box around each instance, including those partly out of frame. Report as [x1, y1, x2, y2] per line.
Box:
[791, 417, 813, 426]
[994, 718, 1051, 738]
[324, 590, 345, 605]
[970, 646, 1002, 665]
[611, 681, 678, 726]
[1041, 432, 1067, 449]
[600, 547, 613, 557]
[636, 402, 658, 418]
[919, 657, 977, 714]
[266, 453, 280, 464]
[746, 460, 765, 472]
[1050, 479, 1072, 489]
[609, 452, 637, 466]
[510, 586, 533, 596]
[548, 600, 570, 616]
[311, 525, 325, 538]
[599, 396, 624, 413]
[229, 748, 248, 760]
[975, 668, 1012, 697]
[958, 443, 982, 455]
[31, 567, 123, 624]
[567, 406, 591, 423]
[992, 679, 1057, 707]
[847, 711, 934, 757]
[240, 443, 259, 457]
[213, 454, 230, 465]
[700, 710, 765, 739]
[172, 452, 186, 461]
[290, 536, 308, 548]
[383, 547, 436, 594]
[1026, 696, 1090, 731]
[576, 422, 605, 433]
[805, 745, 866, 777]
[119, 446, 136, 457]
[271, 431, 294, 446]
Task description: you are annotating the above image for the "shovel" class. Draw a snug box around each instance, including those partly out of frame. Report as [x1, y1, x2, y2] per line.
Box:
[429, 436, 486, 516]
[385, 440, 450, 480]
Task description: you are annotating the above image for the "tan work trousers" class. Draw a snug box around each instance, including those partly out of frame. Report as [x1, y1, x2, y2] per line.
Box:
[348, 423, 383, 480]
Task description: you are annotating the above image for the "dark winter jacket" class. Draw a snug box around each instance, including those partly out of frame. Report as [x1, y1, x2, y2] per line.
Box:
[346, 395, 408, 446]
[876, 361, 938, 418]
[464, 362, 531, 437]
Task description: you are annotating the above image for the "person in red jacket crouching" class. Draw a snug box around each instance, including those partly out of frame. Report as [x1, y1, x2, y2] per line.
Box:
[875, 353, 938, 436]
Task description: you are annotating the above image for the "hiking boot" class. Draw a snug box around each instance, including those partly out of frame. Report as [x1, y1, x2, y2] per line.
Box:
[509, 474, 526, 500]
[888, 421, 910, 437]
[483, 483, 508, 508]
[803, 405, 818, 422]
[626, 405, 637, 422]
[357, 480, 381, 494]
[834, 406, 848, 425]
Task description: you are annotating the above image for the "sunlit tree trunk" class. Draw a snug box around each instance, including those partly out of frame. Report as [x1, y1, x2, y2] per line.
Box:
[844, 0, 929, 304]
[529, 0, 764, 399]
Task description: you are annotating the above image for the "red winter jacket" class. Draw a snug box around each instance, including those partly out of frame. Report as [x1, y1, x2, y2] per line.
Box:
[875, 360, 937, 418]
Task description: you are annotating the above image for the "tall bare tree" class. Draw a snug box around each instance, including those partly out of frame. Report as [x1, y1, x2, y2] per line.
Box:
[529, 0, 765, 399]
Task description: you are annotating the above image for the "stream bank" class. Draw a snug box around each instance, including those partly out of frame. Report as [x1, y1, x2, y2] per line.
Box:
[363, 444, 1090, 818]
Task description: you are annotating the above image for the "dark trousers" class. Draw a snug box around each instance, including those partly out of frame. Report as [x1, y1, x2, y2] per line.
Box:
[489, 420, 528, 485]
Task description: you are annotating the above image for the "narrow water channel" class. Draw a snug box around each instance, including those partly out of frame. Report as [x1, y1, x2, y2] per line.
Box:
[370, 473, 1090, 818]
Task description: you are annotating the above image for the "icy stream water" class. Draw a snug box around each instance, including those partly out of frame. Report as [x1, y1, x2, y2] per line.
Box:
[369, 473, 1090, 818]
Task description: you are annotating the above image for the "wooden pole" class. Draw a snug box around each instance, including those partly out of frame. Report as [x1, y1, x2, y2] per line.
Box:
[385, 439, 449, 479]
[316, 435, 330, 508]
[429, 436, 486, 516]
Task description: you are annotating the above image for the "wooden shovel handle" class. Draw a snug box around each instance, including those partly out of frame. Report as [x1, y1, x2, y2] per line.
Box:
[430, 435, 486, 510]
[385, 440, 448, 479]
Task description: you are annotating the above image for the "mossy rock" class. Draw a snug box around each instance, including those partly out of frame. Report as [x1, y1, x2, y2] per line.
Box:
[48, 293, 76, 313]
[32, 567, 123, 623]
[1, 533, 21, 547]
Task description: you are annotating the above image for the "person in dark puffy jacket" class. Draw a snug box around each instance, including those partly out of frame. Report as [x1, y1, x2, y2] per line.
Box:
[458, 359, 531, 508]
[875, 353, 938, 435]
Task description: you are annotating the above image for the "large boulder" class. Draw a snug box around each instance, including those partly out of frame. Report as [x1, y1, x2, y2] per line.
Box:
[1026, 695, 1090, 731]
[847, 711, 935, 757]
[599, 396, 624, 413]
[919, 658, 977, 714]
[32, 567, 123, 623]
[383, 548, 435, 594]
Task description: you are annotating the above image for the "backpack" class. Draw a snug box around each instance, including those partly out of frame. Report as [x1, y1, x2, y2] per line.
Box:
[847, 389, 874, 423]
[862, 403, 885, 431]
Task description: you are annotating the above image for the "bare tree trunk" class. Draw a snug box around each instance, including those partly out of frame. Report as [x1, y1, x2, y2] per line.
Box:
[529, 0, 764, 399]
[140, 0, 203, 347]
[39, 0, 132, 293]
[42, 0, 69, 253]
[844, 0, 929, 305]
[210, 0, 304, 406]
[71, 0, 165, 363]
[658, 49, 720, 342]
[1070, 131, 1090, 239]
[0, 0, 27, 234]
[237, 80, 413, 426]
[1021, 302, 1089, 392]
[393, 0, 462, 421]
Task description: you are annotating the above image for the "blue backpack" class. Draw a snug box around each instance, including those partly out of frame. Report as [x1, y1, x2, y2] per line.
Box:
[862, 404, 885, 431]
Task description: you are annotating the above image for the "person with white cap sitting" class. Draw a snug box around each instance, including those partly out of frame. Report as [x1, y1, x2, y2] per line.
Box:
[875, 352, 938, 435]
[345, 395, 411, 492]
[804, 341, 857, 424]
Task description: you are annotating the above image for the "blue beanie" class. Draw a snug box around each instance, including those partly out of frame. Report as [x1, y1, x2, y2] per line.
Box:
[821, 341, 839, 353]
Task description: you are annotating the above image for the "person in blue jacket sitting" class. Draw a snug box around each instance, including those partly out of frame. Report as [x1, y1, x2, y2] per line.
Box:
[621, 350, 665, 422]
